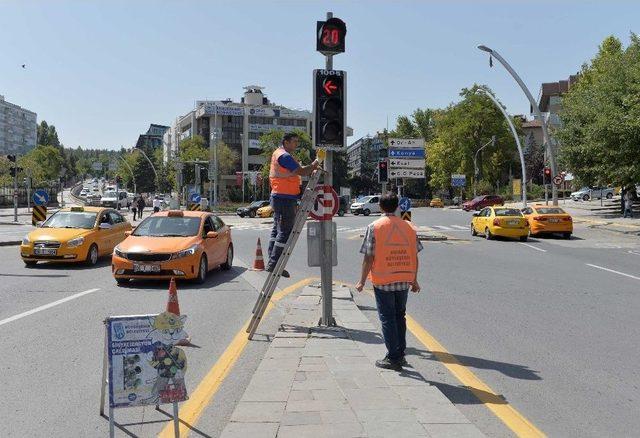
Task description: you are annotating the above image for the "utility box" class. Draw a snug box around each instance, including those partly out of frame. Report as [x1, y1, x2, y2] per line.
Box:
[307, 221, 337, 267]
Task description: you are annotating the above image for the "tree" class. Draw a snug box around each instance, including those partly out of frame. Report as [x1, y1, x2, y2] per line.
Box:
[557, 34, 640, 187]
[18, 145, 63, 185]
[37, 121, 61, 149]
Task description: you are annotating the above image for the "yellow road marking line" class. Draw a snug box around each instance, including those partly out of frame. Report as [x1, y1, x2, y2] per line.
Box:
[158, 277, 316, 438]
[406, 314, 545, 438]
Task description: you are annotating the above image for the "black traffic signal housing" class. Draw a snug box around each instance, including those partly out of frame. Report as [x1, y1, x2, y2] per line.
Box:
[378, 160, 388, 183]
[543, 167, 551, 182]
[10, 166, 22, 177]
[313, 69, 346, 149]
[316, 17, 347, 55]
[379, 148, 388, 159]
[6, 154, 16, 163]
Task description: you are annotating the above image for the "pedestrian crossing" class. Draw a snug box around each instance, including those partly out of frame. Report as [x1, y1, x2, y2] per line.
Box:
[227, 221, 470, 233]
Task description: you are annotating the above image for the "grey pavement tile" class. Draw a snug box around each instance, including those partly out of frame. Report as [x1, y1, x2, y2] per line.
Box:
[341, 321, 377, 331]
[423, 423, 487, 438]
[309, 327, 349, 338]
[354, 408, 418, 423]
[281, 411, 323, 426]
[241, 384, 292, 402]
[303, 346, 364, 356]
[414, 404, 471, 424]
[292, 378, 342, 391]
[299, 286, 322, 296]
[300, 356, 326, 365]
[277, 422, 365, 438]
[219, 422, 279, 438]
[318, 409, 359, 424]
[241, 371, 294, 402]
[333, 370, 389, 389]
[229, 401, 285, 423]
[256, 357, 300, 372]
[392, 385, 455, 408]
[343, 387, 403, 410]
[297, 370, 334, 381]
[264, 347, 304, 358]
[298, 362, 329, 372]
[271, 337, 308, 348]
[379, 369, 430, 387]
[306, 338, 357, 349]
[334, 309, 370, 323]
[285, 399, 351, 412]
[362, 420, 430, 438]
[294, 295, 321, 304]
[274, 329, 309, 338]
[311, 387, 347, 401]
[289, 389, 314, 401]
[335, 377, 360, 390]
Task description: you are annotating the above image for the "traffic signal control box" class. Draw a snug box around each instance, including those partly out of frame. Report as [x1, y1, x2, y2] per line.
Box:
[313, 69, 347, 150]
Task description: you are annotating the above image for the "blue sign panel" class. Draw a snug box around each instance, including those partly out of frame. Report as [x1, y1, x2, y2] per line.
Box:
[389, 148, 425, 158]
[189, 193, 201, 203]
[451, 175, 467, 188]
[399, 197, 412, 212]
[33, 189, 49, 206]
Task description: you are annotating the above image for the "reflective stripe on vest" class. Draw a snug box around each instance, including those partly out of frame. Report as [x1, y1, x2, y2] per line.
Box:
[269, 147, 301, 196]
[370, 215, 418, 285]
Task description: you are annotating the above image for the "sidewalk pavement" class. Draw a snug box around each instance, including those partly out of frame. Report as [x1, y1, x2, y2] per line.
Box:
[220, 284, 485, 438]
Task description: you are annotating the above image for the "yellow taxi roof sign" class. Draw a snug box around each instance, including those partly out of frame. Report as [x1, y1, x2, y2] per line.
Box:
[70, 206, 84, 212]
[167, 210, 184, 217]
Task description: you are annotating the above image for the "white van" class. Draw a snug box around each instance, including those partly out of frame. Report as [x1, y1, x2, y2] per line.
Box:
[350, 195, 382, 216]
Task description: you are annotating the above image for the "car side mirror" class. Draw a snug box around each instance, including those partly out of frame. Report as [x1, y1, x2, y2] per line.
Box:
[472, 212, 480, 217]
[206, 231, 219, 239]
[99, 223, 112, 230]
[124, 231, 132, 237]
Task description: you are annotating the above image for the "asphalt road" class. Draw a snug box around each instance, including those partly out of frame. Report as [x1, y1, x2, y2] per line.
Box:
[2, 207, 639, 437]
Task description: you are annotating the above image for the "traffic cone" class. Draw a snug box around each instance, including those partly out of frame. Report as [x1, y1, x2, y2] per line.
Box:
[167, 277, 181, 315]
[251, 238, 265, 271]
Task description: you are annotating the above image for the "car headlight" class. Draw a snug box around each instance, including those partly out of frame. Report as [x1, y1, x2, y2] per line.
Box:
[22, 234, 30, 245]
[113, 246, 127, 259]
[67, 237, 85, 248]
[171, 244, 198, 260]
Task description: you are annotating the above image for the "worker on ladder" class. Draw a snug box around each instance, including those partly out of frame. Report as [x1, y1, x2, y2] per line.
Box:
[267, 132, 320, 278]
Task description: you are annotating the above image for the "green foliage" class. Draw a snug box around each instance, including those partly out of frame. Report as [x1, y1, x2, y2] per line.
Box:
[557, 34, 640, 186]
[37, 121, 61, 148]
[19, 145, 64, 184]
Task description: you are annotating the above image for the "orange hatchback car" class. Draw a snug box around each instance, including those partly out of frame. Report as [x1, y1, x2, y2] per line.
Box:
[521, 205, 573, 239]
[112, 210, 233, 285]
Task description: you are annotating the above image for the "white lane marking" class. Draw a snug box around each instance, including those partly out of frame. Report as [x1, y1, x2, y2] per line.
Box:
[628, 250, 640, 256]
[451, 225, 468, 230]
[432, 225, 453, 230]
[586, 264, 640, 281]
[0, 288, 101, 327]
[519, 242, 547, 252]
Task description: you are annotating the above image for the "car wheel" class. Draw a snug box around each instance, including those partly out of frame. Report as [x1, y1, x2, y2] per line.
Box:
[519, 236, 528, 242]
[471, 224, 477, 236]
[485, 228, 493, 240]
[86, 244, 99, 266]
[606, 192, 613, 199]
[583, 194, 590, 201]
[239, 213, 244, 218]
[221, 245, 233, 271]
[363, 209, 371, 216]
[24, 260, 37, 267]
[563, 232, 572, 240]
[353, 212, 359, 215]
[195, 254, 207, 284]
[116, 278, 129, 286]
[249, 210, 256, 218]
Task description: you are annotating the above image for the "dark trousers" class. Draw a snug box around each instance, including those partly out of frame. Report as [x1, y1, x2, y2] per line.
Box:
[154, 206, 160, 213]
[138, 207, 144, 218]
[374, 288, 408, 361]
[266, 196, 297, 271]
[131, 207, 137, 220]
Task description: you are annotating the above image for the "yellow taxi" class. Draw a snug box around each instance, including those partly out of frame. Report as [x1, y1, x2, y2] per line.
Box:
[256, 204, 274, 218]
[20, 206, 132, 266]
[430, 198, 444, 208]
[111, 210, 233, 285]
[471, 206, 529, 241]
[521, 205, 573, 239]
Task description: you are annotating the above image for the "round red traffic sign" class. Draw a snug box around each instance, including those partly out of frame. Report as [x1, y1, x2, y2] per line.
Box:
[553, 174, 564, 186]
[309, 185, 339, 220]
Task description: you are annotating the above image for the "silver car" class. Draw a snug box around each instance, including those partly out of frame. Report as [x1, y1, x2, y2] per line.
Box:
[570, 186, 614, 201]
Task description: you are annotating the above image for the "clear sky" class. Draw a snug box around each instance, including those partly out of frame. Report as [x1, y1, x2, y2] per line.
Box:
[1, 0, 637, 150]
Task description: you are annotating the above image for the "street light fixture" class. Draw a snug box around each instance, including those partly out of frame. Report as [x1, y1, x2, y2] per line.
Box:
[132, 146, 158, 190]
[477, 44, 559, 205]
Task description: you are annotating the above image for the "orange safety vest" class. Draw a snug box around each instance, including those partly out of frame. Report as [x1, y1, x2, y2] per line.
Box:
[269, 147, 301, 196]
[369, 215, 418, 286]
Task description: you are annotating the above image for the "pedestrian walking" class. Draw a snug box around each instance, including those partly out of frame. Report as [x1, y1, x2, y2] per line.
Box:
[623, 188, 634, 218]
[265, 133, 320, 278]
[355, 193, 422, 371]
[131, 197, 138, 221]
[137, 195, 146, 219]
[153, 195, 162, 213]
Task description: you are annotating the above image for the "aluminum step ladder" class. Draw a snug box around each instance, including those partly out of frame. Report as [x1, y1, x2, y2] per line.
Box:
[247, 168, 323, 339]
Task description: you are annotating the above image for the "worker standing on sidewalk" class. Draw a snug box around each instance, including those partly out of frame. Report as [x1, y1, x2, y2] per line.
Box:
[355, 193, 422, 371]
[266, 132, 319, 278]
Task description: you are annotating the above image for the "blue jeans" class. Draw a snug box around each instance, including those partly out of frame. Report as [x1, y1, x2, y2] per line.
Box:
[266, 196, 297, 271]
[374, 288, 409, 361]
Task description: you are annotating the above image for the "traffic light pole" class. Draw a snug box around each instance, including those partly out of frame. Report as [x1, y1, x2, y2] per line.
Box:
[13, 159, 18, 223]
[320, 11, 335, 327]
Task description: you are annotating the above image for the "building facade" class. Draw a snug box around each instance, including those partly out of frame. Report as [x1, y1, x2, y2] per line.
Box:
[347, 135, 385, 178]
[136, 123, 169, 154]
[163, 86, 312, 182]
[0, 95, 37, 155]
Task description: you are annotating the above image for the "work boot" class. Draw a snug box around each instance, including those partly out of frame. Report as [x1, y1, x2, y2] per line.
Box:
[267, 267, 290, 278]
[375, 356, 403, 371]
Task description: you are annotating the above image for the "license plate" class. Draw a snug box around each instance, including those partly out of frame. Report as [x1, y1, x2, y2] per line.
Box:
[548, 218, 560, 223]
[34, 248, 57, 256]
[507, 220, 520, 226]
[133, 264, 161, 273]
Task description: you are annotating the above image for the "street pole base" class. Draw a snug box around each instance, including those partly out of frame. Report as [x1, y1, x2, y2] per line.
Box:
[318, 317, 337, 327]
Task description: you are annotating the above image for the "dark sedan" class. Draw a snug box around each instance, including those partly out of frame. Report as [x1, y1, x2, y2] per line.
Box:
[236, 200, 270, 218]
[462, 195, 504, 211]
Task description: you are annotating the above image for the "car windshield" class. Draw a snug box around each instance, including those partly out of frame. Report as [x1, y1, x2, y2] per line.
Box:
[471, 196, 486, 202]
[535, 207, 566, 214]
[357, 196, 373, 203]
[43, 211, 97, 229]
[132, 216, 201, 237]
[250, 201, 264, 207]
[103, 191, 116, 198]
[494, 209, 522, 217]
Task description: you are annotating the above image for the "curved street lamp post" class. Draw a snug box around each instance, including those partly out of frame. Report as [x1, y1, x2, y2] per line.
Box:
[477, 88, 527, 207]
[478, 45, 558, 205]
[117, 155, 137, 194]
[133, 147, 158, 192]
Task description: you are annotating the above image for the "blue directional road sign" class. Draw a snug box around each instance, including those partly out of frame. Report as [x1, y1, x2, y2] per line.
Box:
[389, 148, 425, 158]
[33, 189, 49, 206]
[451, 174, 466, 188]
[399, 197, 412, 212]
[189, 192, 201, 203]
